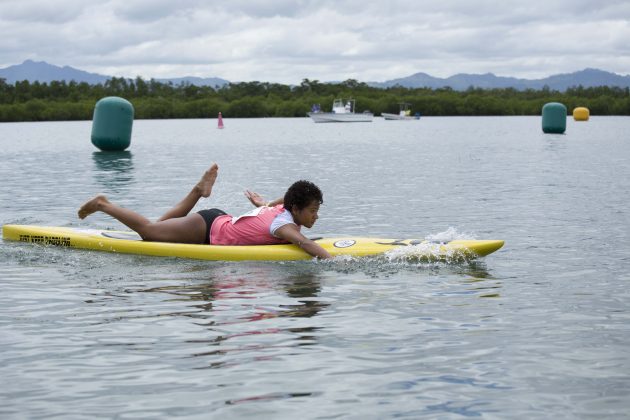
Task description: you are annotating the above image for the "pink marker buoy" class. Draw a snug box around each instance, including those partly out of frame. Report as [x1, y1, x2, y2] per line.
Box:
[217, 112, 224, 129]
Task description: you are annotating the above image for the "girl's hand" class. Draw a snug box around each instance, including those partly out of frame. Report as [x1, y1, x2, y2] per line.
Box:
[245, 190, 266, 207]
[274, 224, 332, 259]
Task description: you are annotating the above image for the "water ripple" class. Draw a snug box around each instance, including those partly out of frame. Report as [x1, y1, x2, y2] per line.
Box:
[2, 118, 630, 418]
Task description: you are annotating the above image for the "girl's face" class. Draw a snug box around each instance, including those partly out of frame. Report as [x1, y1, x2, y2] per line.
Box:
[291, 200, 320, 228]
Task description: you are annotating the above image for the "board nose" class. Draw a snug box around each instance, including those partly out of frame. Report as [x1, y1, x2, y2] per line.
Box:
[473, 240, 504, 256]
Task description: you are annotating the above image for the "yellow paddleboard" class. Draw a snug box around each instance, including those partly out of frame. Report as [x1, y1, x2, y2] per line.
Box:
[2, 224, 504, 262]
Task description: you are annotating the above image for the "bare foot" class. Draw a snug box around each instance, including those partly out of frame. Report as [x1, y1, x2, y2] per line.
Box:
[78, 195, 109, 219]
[195, 163, 219, 197]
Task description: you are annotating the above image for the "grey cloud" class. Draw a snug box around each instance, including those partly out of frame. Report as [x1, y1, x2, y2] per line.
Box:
[0, 0, 88, 23]
[111, 0, 205, 22]
[1, 0, 628, 82]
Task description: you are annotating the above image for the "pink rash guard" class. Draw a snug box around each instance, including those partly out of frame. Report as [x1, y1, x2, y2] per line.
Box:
[209, 205, 300, 245]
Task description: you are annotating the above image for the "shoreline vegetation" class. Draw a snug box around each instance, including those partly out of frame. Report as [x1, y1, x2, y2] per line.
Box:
[1, 77, 629, 122]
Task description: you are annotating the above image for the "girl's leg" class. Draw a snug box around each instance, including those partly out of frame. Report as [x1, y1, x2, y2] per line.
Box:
[157, 163, 218, 221]
[78, 195, 207, 243]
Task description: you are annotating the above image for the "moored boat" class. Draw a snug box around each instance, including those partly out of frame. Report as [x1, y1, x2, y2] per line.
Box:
[308, 99, 373, 123]
[382, 103, 421, 120]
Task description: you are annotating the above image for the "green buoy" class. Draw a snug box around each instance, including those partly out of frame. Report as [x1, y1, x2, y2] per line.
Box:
[91, 97, 134, 151]
[541, 102, 567, 134]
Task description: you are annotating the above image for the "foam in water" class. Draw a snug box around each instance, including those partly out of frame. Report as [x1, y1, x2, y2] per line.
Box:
[384, 227, 477, 263]
[317, 227, 480, 270]
[424, 226, 476, 242]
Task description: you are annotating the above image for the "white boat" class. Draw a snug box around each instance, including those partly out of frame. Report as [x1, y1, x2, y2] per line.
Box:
[308, 99, 373, 123]
[382, 103, 421, 120]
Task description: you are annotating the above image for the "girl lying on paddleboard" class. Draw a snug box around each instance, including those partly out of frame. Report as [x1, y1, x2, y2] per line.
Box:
[78, 163, 332, 259]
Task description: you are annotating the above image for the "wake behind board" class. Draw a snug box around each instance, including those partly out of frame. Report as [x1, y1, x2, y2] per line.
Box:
[2, 224, 504, 262]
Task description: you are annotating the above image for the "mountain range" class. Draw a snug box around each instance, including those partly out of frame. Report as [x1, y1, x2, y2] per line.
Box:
[2, 60, 629, 91]
[369, 68, 630, 91]
[0, 60, 229, 88]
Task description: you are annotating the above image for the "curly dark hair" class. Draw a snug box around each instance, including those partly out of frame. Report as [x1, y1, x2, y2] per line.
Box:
[283, 180, 323, 212]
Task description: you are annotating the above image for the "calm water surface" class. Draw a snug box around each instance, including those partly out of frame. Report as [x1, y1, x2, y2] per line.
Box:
[1, 117, 629, 419]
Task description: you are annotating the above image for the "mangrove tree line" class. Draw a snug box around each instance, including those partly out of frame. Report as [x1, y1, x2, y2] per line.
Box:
[0, 77, 628, 122]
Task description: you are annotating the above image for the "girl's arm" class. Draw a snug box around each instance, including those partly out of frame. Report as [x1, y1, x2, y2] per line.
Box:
[245, 190, 284, 207]
[274, 224, 331, 259]
[266, 197, 284, 207]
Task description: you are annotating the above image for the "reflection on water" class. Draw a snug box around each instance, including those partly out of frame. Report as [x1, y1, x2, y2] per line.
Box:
[542, 133, 569, 153]
[459, 261, 493, 279]
[120, 266, 329, 364]
[134, 272, 327, 320]
[225, 391, 318, 406]
[92, 151, 135, 190]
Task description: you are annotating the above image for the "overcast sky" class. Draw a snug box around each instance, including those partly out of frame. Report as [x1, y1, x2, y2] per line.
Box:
[1, 0, 629, 83]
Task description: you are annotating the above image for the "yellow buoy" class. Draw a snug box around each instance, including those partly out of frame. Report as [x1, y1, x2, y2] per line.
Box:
[573, 107, 590, 121]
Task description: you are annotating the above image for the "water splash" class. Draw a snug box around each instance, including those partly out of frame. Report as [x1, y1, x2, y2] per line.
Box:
[425, 226, 476, 242]
[312, 227, 483, 276]
[384, 243, 470, 264]
[384, 227, 477, 264]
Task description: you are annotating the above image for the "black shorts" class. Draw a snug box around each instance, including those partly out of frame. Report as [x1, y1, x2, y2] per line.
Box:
[197, 208, 228, 244]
